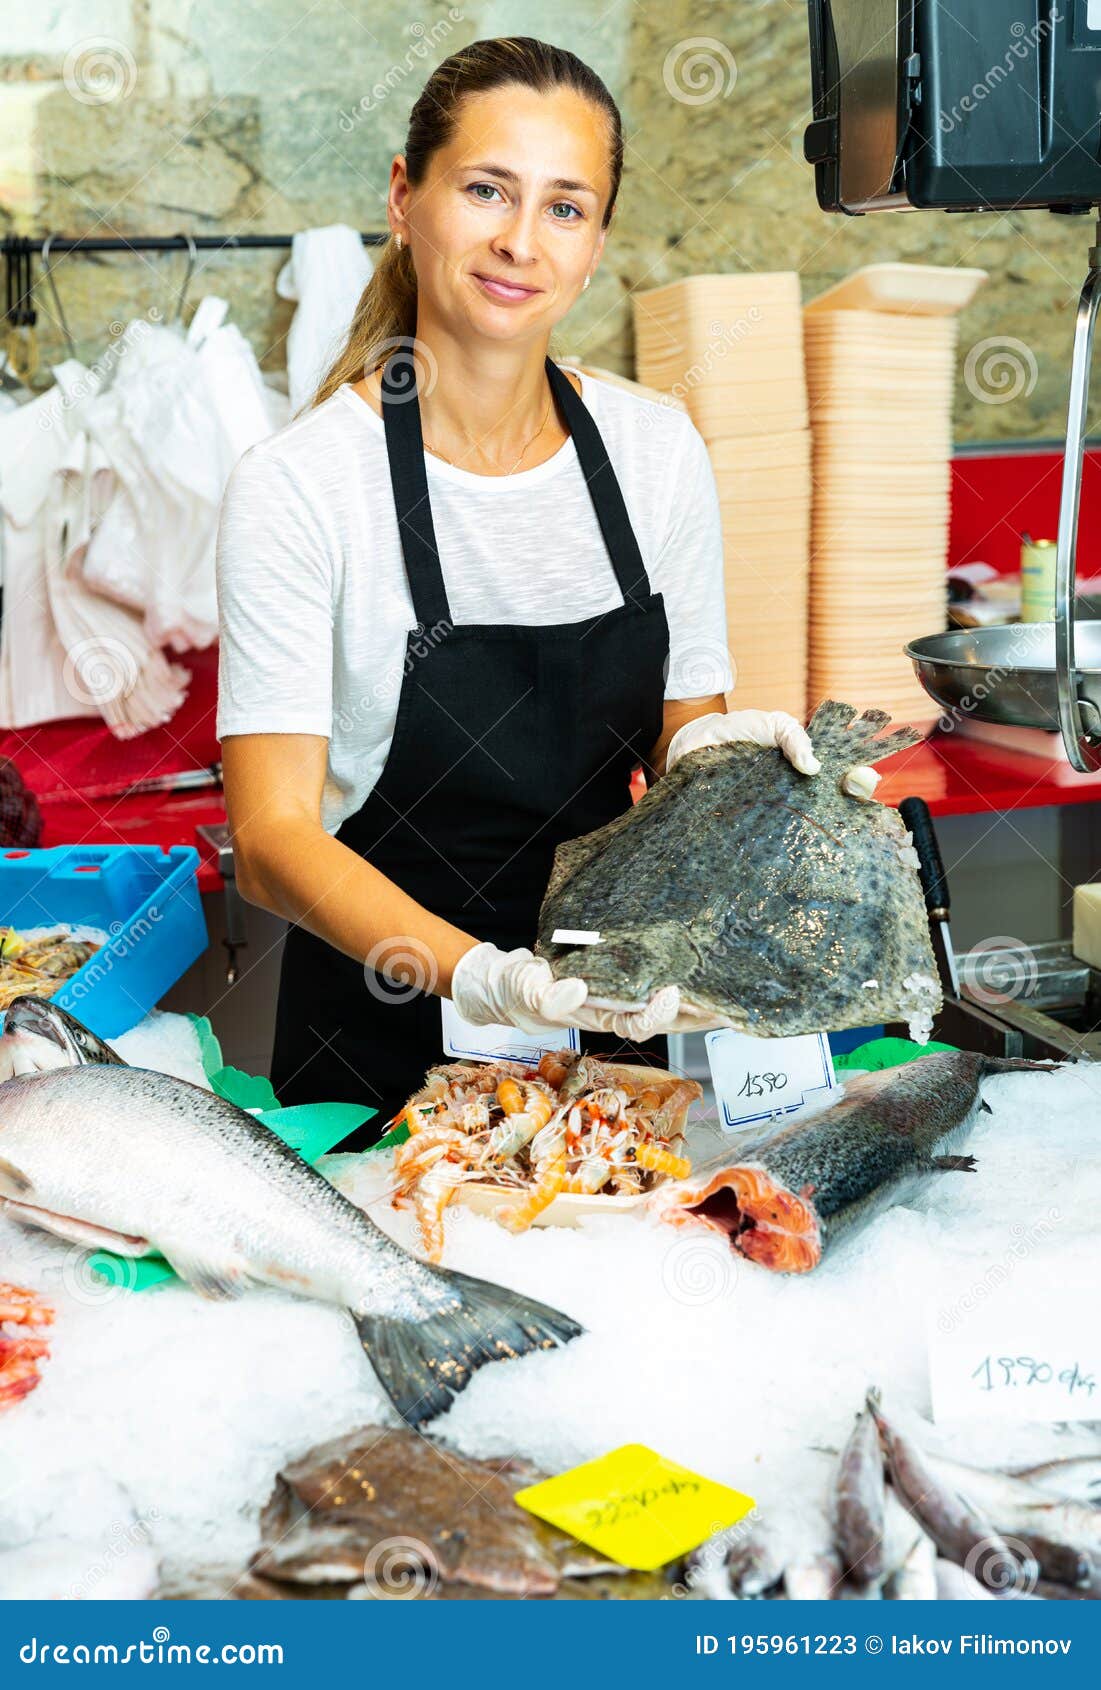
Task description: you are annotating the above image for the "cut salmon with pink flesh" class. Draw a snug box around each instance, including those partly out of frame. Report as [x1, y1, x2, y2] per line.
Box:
[660, 1163, 822, 1273]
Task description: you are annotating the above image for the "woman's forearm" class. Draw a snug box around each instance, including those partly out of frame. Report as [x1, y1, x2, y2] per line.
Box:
[236, 820, 481, 997]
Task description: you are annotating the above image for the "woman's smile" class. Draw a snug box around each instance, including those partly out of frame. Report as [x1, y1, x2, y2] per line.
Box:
[471, 271, 544, 304]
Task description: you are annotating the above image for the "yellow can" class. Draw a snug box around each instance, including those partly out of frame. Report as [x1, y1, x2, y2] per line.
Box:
[1020, 538, 1057, 623]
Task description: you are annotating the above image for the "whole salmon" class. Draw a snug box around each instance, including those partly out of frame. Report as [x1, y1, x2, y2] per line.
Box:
[0, 1064, 581, 1427]
[651, 1052, 1052, 1272]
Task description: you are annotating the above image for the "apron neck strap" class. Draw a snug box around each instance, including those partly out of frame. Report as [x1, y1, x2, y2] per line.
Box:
[380, 350, 654, 630]
[543, 358, 653, 606]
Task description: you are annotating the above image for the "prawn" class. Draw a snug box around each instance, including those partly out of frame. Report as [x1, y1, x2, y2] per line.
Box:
[0, 1281, 53, 1411]
[488, 1078, 555, 1161]
[497, 1111, 567, 1232]
[412, 1156, 468, 1263]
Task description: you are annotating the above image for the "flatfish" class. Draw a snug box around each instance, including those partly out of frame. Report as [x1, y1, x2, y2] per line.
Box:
[535, 701, 942, 1039]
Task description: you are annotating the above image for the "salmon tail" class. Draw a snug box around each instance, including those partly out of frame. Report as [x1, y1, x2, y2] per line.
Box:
[353, 1271, 583, 1430]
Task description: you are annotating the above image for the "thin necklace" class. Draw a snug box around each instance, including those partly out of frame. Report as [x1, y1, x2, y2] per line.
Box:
[421, 386, 554, 475]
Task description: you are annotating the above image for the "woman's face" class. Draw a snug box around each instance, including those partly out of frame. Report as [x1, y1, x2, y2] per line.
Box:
[391, 82, 613, 344]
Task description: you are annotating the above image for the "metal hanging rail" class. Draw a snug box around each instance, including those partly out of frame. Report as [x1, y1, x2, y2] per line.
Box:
[1, 231, 389, 330]
[2, 232, 388, 253]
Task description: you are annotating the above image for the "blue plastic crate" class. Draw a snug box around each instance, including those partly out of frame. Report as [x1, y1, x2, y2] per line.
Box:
[0, 844, 208, 1039]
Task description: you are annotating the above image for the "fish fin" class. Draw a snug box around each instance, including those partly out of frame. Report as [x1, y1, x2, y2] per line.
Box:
[0, 1155, 32, 1198]
[353, 1269, 583, 1430]
[805, 700, 923, 773]
[157, 1243, 250, 1301]
[979, 1099, 993, 1113]
[982, 1057, 1061, 1078]
[2, 1200, 150, 1254]
[931, 1154, 978, 1173]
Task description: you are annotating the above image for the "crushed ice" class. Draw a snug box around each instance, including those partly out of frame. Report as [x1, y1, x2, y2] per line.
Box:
[1, 1013, 1098, 1594]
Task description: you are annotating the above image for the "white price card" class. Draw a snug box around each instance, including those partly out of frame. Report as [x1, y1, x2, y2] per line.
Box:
[1090, 0, 1101, 30]
[705, 1028, 837, 1132]
[928, 1273, 1099, 1423]
[440, 998, 580, 1066]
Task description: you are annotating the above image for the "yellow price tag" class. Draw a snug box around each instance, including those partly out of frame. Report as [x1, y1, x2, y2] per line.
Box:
[513, 1443, 755, 1572]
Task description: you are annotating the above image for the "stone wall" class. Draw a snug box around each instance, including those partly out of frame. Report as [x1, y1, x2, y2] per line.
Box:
[1, 1, 1085, 441]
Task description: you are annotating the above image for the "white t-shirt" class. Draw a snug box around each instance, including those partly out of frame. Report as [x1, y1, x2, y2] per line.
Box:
[215, 366, 734, 835]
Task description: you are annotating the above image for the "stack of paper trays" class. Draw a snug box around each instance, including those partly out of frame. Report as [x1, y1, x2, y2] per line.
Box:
[633, 273, 810, 717]
[803, 264, 986, 730]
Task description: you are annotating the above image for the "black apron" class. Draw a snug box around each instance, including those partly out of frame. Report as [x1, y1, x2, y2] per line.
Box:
[269, 354, 672, 1145]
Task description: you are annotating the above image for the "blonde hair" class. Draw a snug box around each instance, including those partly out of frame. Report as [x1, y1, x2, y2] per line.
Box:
[308, 37, 623, 411]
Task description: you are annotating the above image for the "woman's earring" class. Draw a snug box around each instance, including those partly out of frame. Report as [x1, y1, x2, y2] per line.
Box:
[395, 233, 403, 250]
[582, 273, 591, 291]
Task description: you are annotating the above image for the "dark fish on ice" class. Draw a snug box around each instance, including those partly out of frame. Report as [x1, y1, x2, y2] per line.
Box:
[0, 995, 124, 1077]
[923, 1452, 1101, 1566]
[0, 1064, 581, 1428]
[650, 1051, 1050, 1272]
[535, 701, 942, 1038]
[835, 1405, 887, 1584]
[868, 1394, 1031, 1595]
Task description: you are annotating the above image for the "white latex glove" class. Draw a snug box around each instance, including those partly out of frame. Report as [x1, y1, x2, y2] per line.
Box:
[450, 943, 686, 1040]
[450, 943, 586, 1035]
[664, 709, 880, 800]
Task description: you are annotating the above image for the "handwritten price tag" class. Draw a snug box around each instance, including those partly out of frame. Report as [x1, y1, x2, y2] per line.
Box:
[440, 999, 579, 1065]
[513, 1443, 755, 1571]
[705, 1029, 837, 1132]
[929, 1276, 1099, 1423]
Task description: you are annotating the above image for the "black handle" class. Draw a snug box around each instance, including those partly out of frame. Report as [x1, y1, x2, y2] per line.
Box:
[899, 796, 950, 916]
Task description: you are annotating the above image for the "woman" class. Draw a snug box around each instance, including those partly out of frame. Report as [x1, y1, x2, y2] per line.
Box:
[215, 37, 842, 1141]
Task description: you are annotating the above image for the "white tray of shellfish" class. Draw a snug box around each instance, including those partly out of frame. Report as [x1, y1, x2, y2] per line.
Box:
[388, 1052, 701, 1258]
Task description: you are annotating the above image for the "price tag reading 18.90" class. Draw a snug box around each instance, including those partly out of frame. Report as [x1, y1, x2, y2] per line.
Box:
[928, 1276, 1099, 1424]
[705, 1029, 837, 1132]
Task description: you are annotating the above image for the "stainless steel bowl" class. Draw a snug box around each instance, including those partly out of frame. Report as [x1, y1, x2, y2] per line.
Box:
[905, 621, 1101, 732]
